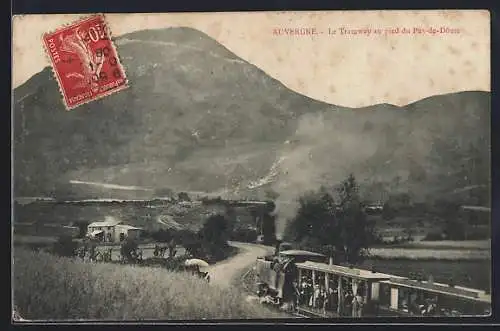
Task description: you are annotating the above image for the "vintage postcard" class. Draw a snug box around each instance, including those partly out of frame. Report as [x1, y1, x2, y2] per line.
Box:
[12, 10, 491, 321]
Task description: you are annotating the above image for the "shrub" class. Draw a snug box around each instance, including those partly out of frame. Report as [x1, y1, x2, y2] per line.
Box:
[120, 238, 139, 262]
[150, 229, 174, 243]
[52, 236, 78, 257]
[178, 192, 191, 202]
[231, 227, 258, 243]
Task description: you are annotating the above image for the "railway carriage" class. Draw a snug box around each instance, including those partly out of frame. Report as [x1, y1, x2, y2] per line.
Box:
[377, 277, 491, 317]
[253, 243, 491, 317]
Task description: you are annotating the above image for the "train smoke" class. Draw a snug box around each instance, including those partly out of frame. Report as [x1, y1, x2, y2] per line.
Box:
[271, 112, 380, 239]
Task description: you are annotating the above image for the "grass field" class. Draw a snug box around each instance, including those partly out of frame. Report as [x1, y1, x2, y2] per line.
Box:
[368, 247, 490, 260]
[13, 248, 283, 320]
[394, 240, 491, 250]
[368, 239, 491, 260]
[13, 235, 58, 245]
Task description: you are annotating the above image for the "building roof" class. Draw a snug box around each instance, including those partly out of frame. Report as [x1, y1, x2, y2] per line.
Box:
[380, 278, 491, 303]
[280, 250, 326, 257]
[116, 224, 143, 230]
[88, 216, 122, 227]
[89, 229, 104, 236]
[295, 261, 400, 280]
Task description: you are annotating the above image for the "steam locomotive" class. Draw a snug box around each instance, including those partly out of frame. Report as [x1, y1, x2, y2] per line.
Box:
[255, 240, 326, 305]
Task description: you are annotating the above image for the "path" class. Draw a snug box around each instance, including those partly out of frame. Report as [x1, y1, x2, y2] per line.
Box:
[205, 241, 273, 287]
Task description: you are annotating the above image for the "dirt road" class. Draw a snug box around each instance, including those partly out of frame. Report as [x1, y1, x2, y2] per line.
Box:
[205, 241, 273, 287]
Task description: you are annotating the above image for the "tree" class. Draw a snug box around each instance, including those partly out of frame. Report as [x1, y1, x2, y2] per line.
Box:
[285, 174, 375, 264]
[335, 174, 375, 263]
[151, 229, 173, 243]
[284, 190, 336, 245]
[182, 232, 204, 258]
[261, 213, 277, 245]
[74, 221, 89, 238]
[178, 192, 191, 202]
[435, 199, 466, 240]
[120, 238, 139, 262]
[199, 214, 231, 245]
[381, 202, 396, 221]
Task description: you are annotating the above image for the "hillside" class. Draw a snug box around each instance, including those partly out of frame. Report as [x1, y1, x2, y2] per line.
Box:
[13, 27, 491, 211]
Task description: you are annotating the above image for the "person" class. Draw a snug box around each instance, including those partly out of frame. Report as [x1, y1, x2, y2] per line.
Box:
[354, 292, 364, 317]
[313, 284, 321, 308]
[352, 294, 360, 317]
[299, 278, 307, 305]
[426, 301, 437, 316]
[331, 288, 338, 312]
[345, 291, 353, 316]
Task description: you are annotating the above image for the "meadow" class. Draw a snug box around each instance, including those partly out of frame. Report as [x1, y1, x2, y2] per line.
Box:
[392, 240, 491, 250]
[367, 239, 491, 260]
[367, 247, 490, 260]
[12, 248, 283, 320]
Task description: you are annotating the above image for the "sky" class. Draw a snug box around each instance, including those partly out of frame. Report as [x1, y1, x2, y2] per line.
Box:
[12, 10, 490, 107]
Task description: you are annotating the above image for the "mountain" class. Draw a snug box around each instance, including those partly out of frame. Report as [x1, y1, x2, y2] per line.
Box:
[13, 27, 491, 209]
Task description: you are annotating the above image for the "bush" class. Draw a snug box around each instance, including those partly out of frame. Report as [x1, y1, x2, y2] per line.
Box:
[423, 232, 444, 241]
[52, 236, 78, 257]
[120, 238, 139, 262]
[13, 249, 283, 320]
[74, 222, 89, 238]
[178, 192, 191, 202]
[150, 229, 174, 243]
[231, 227, 258, 243]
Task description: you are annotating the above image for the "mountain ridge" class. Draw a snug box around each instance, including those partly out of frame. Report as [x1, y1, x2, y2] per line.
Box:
[13, 27, 491, 209]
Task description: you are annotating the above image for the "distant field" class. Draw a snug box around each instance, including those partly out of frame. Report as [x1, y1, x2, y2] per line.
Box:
[392, 240, 491, 250]
[369, 239, 491, 260]
[13, 235, 58, 245]
[13, 249, 283, 320]
[368, 247, 490, 260]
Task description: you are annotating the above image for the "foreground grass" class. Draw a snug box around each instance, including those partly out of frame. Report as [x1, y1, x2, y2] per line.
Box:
[13, 249, 283, 320]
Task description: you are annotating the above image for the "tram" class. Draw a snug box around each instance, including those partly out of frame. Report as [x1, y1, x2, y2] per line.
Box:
[255, 246, 491, 317]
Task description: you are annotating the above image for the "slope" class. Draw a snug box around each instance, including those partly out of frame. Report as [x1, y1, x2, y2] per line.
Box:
[13, 27, 490, 208]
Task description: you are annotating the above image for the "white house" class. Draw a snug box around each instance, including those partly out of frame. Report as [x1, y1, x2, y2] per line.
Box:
[87, 216, 143, 243]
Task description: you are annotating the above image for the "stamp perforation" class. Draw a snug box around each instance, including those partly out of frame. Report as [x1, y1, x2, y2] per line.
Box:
[41, 13, 129, 110]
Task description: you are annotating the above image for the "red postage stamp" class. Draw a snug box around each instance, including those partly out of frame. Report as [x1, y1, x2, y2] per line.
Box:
[42, 14, 128, 110]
